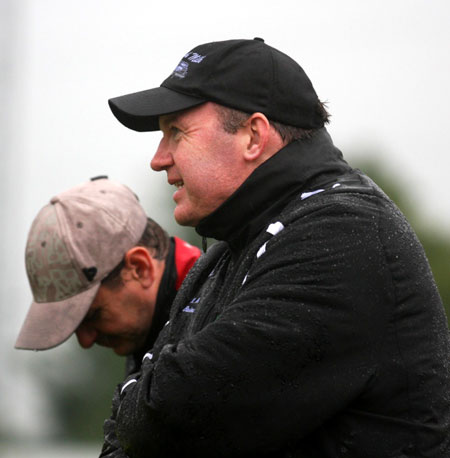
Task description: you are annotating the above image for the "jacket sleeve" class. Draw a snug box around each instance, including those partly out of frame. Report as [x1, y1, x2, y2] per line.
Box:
[99, 420, 129, 458]
[98, 379, 131, 458]
[99, 323, 176, 457]
[113, 195, 417, 457]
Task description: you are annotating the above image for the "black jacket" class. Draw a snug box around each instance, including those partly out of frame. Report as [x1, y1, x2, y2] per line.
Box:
[110, 130, 450, 457]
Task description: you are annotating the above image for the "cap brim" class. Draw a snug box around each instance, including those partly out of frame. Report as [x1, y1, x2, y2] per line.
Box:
[108, 86, 206, 132]
[15, 284, 101, 351]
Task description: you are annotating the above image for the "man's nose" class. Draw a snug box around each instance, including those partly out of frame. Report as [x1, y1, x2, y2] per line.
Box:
[75, 323, 98, 349]
[151, 138, 174, 172]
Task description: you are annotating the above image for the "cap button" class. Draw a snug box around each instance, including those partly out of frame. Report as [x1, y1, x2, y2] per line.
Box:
[253, 37, 265, 42]
[91, 175, 108, 181]
[50, 196, 59, 204]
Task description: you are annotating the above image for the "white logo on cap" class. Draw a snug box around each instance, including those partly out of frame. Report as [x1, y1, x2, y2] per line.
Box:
[173, 61, 189, 79]
[184, 52, 206, 63]
[172, 52, 206, 79]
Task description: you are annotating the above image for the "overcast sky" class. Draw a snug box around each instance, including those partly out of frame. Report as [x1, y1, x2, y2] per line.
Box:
[2, 0, 450, 443]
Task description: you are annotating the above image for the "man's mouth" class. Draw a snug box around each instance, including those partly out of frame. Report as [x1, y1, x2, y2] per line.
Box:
[174, 181, 184, 190]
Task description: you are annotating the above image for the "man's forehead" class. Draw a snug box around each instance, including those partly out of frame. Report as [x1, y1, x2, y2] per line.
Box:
[158, 102, 215, 129]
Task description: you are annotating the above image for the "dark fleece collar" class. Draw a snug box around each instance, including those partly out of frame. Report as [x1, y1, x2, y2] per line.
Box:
[196, 128, 351, 252]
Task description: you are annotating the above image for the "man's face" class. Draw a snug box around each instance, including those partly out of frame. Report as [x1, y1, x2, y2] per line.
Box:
[75, 279, 154, 356]
[151, 102, 247, 226]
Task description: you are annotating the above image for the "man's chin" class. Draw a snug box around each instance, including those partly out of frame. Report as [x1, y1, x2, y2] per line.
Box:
[112, 346, 130, 356]
[174, 207, 200, 227]
[112, 340, 139, 356]
[96, 339, 133, 356]
[97, 334, 146, 356]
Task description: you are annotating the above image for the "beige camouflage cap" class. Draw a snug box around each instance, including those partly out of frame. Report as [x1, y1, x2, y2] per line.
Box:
[15, 176, 147, 350]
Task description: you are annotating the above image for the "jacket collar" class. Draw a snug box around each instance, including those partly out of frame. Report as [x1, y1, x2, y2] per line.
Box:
[196, 129, 351, 252]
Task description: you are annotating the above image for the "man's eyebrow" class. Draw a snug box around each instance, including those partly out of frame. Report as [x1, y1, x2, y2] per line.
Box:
[160, 113, 181, 128]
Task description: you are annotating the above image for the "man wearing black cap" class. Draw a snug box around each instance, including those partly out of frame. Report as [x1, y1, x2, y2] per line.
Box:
[105, 38, 450, 457]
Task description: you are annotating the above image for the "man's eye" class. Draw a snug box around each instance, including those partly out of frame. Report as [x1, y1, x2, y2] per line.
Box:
[170, 126, 182, 138]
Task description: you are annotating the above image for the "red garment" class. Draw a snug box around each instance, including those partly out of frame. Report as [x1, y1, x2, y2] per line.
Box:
[173, 236, 201, 290]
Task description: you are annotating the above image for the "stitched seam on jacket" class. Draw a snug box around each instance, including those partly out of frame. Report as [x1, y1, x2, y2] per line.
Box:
[374, 194, 416, 453]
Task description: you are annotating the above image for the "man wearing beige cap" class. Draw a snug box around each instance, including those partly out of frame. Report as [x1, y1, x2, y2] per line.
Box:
[15, 176, 201, 370]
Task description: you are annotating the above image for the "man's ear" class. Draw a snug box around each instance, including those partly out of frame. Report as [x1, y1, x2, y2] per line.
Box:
[242, 112, 271, 162]
[122, 247, 154, 288]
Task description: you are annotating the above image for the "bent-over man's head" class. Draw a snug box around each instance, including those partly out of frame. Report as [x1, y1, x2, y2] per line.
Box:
[15, 176, 172, 355]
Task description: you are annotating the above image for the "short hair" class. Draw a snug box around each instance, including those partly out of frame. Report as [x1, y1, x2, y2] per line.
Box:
[214, 102, 330, 144]
[101, 217, 170, 289]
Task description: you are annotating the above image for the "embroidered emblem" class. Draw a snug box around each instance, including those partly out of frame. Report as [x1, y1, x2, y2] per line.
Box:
[173, 60, 189, 79]
[82, 266, 97, 282]
[183, 305, 196, 313]
[183, 297, 200, 313]
[171, 52, 206, 79]
[184, 51, 206, 63]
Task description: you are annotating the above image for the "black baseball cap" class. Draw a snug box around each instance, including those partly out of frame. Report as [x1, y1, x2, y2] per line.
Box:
[108, 38, 324, 132]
